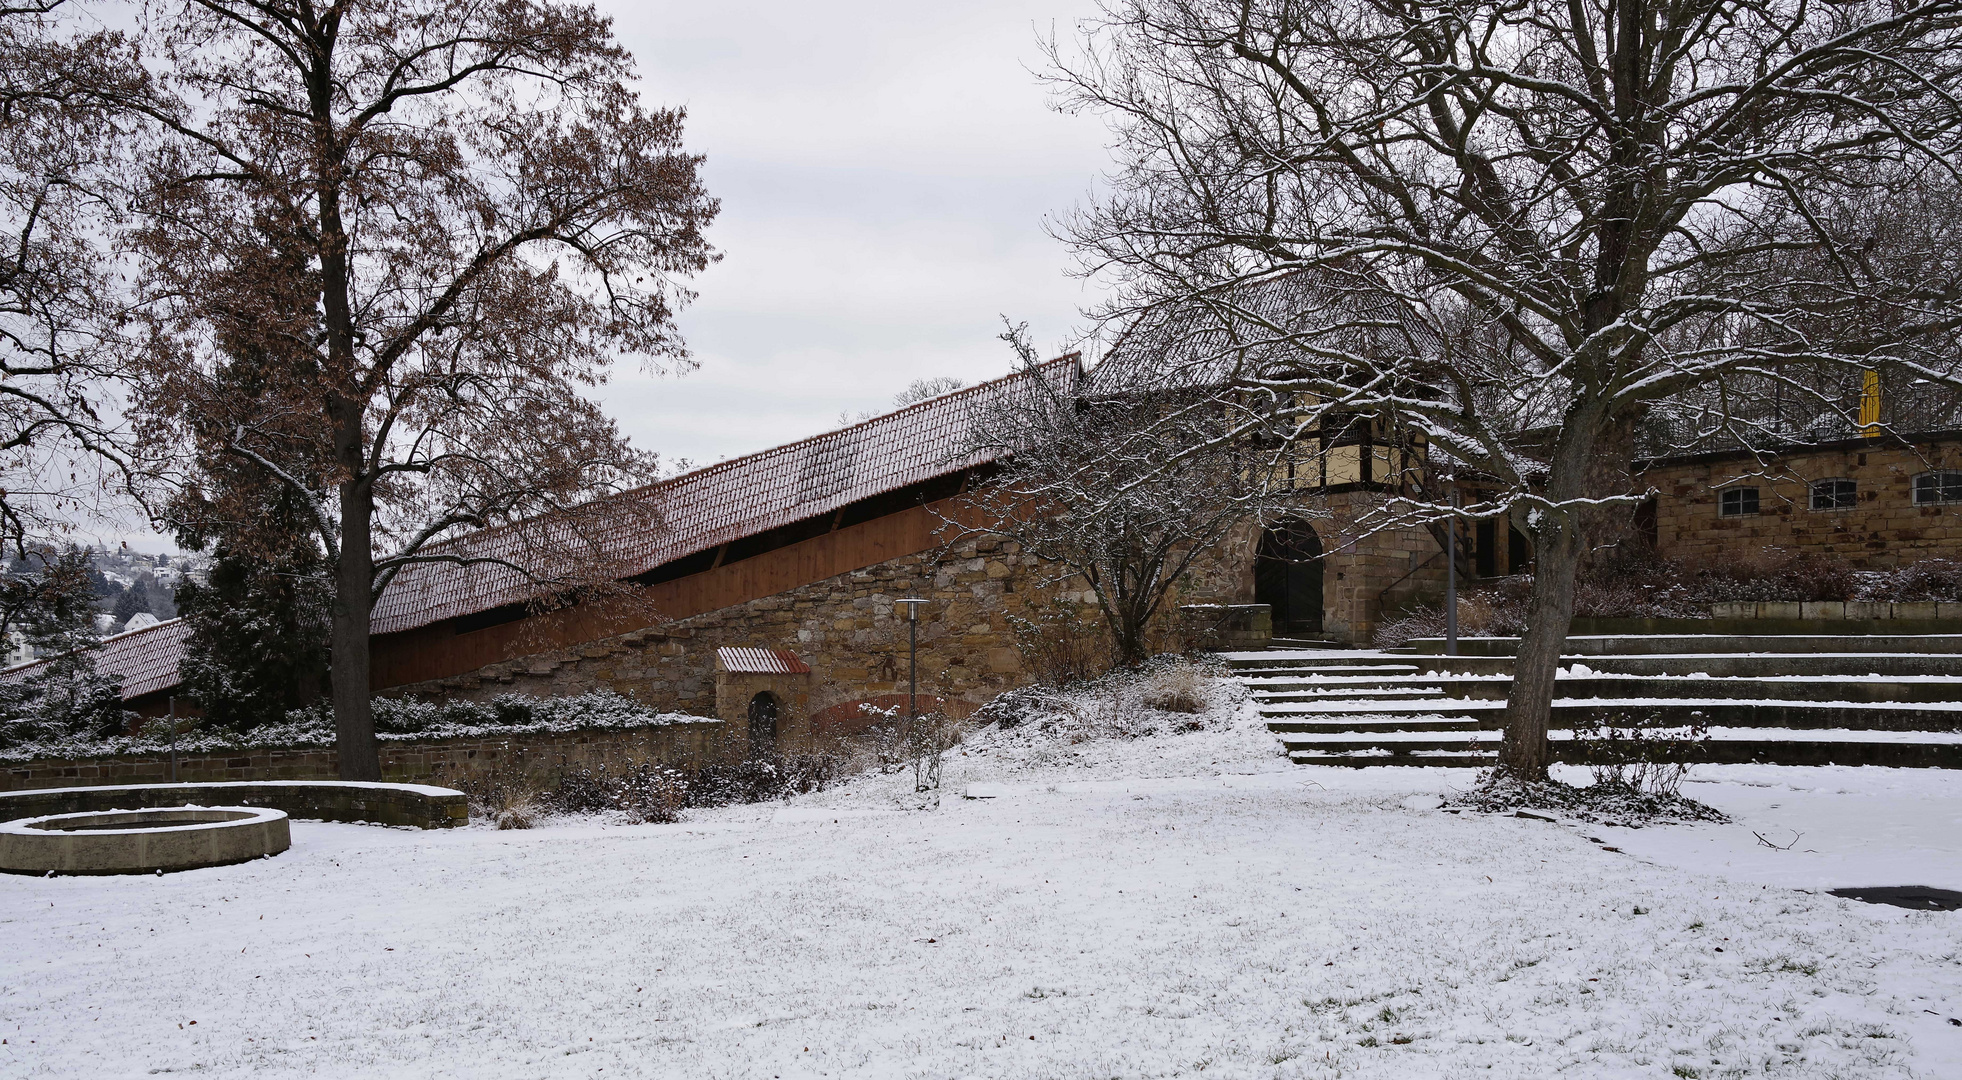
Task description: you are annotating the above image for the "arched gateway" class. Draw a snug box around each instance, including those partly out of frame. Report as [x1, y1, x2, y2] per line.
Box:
[747, 691, 780, 751]
[1255, 520, 1325, 637]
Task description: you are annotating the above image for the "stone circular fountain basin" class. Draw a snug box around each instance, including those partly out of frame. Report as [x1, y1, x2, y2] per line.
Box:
[0, 806, 290, 875]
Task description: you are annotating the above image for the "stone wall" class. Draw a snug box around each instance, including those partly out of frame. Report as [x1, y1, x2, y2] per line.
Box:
[1315, 494, 1448, 643]
[1, 721, 724, 795]
[388, 530, 1262, 720]
[1644, 437, 1962, 567]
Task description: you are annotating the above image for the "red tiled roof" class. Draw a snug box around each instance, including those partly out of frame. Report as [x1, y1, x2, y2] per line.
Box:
[367, 356, 1082, 636]
[716, 647, 811, 675]
[0, 618, 190, 701]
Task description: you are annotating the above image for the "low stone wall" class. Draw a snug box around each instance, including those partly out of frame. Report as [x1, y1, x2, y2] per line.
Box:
[1, 720, 726, 801]
[1711, 600, 1962, 621]
[0, 782, 465, 830]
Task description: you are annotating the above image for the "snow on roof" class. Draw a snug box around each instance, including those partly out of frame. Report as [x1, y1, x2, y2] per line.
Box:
[0, 617, 190, 701]
[367, 355, 1082, 637]
[716, 647, 812, 675]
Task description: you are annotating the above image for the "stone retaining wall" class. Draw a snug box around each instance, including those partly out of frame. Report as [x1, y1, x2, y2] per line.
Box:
[393, 533, 1258, 717]
[1710, 600, 1962, 620]
[1, 720, 725, 797]
[0, 782, 466, 830]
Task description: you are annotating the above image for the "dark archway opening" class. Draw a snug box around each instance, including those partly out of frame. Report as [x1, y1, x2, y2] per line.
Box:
[1254, 520, 1325, 637]
[747, 691, 780, 752]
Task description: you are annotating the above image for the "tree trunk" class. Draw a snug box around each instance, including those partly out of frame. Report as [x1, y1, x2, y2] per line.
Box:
[330, 474, 379, 781]
[1495, 406, 1610, 781]
[1495, 508, 1582, 780]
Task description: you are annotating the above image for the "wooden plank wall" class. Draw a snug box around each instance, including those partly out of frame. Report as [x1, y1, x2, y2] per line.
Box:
[369, 499, 971, 690]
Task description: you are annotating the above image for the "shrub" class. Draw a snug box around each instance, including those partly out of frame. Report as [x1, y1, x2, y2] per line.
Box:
[1874, 558, 1962, 601]
[1688, 550, 1855, 603]
[543, 761, 688, 823]
[685, 749, 842, 806]
[1007, 596, 1108, 684]
[1570, 709, 1711, 798]
[1135, 659, 1208, 714]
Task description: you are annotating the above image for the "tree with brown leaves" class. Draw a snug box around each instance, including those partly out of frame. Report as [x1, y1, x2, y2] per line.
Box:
[0, 2, 147, 552]
[130, 0, 718, 778]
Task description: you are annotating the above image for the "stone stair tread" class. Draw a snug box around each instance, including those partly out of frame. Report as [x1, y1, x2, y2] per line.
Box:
[1258, 697, 1962, 713]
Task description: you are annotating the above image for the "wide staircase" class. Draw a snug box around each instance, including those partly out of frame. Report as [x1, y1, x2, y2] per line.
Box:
[1227, 633, 1962, 767]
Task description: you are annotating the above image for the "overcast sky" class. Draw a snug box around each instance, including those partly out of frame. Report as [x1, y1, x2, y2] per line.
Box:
[598, 0, 1113, 470]
[108, 0, 1112, 553]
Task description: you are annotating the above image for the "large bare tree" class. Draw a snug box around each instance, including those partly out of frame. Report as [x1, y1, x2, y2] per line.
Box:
[0, 2, 147, 552]
[131, 0, 717, 778]
[963, 324, 1304, 668]
[1051, 0, 1962, 779]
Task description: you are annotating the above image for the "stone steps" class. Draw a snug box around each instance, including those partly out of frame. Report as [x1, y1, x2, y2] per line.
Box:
[1382, 654, 1962, 678]
[1226, 639, 1962, 767]
[1402, 634, 1962, 656]
[1249, 674, 1962, 705]
[1259, 697, 1962, 731]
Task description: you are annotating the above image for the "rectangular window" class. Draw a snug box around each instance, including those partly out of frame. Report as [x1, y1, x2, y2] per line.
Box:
[1914, 471, 1962, 505]
[1810, 478, 1857, 511]
[1718, 487, 1759, 518]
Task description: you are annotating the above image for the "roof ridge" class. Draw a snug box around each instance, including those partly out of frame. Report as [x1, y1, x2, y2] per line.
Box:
[403, 353, 1084, 561]
[643, 353, 1082, 493]
[1, 615, 187, 679]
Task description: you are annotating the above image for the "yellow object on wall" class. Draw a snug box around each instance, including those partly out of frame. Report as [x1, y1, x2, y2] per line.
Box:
[1861, 369, 1882, 437]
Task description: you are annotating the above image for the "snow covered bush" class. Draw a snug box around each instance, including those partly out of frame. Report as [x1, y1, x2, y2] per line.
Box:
[542, 761, 689, 824]
[970, 656, 1234, 745]
[1374, 548, 1886, 645]
[1451, 711, 1723, 824]
[1569, 709, 1712, 799]
[686, 750, 843, 807]
[1, 688, 698, 763]
[1005, 597, 1108, 685]
[1866, 558, 1962, 601]
[1134, 660, 1207, 714]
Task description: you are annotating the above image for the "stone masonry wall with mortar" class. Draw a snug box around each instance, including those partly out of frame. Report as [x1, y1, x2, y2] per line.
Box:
[1, 722, 723, 795]
[391, 531, 1261, 723]
[1644, 437, 1962, 568]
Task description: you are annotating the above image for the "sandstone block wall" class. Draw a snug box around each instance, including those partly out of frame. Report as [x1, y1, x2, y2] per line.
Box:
[390, 531, 1261, 720]
[1644, 439, 1962, 567]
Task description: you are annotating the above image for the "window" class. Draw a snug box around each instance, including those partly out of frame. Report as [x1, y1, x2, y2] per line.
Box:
[1719, 487, 1759, 518]
[1810, 478, 1857, 511]
[1914, 471, 1962, 505]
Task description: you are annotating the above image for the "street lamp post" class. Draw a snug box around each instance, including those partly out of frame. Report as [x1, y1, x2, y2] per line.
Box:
[895, 598, 928, 721]
[1445, 485, 1459, 657]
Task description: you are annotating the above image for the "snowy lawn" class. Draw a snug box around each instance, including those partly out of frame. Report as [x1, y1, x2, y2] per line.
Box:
[6, 699, 1962, 1078]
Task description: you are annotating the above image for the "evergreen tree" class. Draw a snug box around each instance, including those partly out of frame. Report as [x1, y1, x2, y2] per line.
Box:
[165, 323, 333, 730]
[0, 548, 129, 748]
[110, 579, 151, 625]
[171, 535, 329, 731]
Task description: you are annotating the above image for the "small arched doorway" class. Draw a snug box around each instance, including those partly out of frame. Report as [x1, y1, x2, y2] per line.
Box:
[1255, 520, 1325, 637]
[747, 691, 780, 752]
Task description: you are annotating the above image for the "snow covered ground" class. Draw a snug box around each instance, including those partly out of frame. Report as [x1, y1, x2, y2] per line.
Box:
[5, 688, 1962, 1078]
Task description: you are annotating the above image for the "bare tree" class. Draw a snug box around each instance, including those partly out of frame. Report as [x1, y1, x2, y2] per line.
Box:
[961, 322, 1301, 668]
[1050, 0, 1962, 779]
[129, 0, 718, 779]
[0, 3, 148, 552]
[894, 376, 965, 407]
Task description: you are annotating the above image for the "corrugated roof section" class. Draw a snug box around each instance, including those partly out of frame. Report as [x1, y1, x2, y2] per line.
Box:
[0, 618, 190, 701]
[368, 356, 1081, 636]
[716, 647, 812, 675]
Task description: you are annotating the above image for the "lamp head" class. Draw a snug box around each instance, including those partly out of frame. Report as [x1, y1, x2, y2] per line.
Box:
[895, 597, 928, 621]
